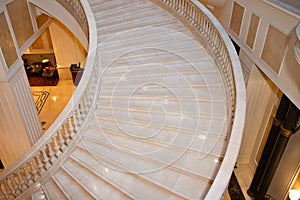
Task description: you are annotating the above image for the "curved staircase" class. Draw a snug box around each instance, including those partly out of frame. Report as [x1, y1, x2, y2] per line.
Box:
[0, 0, 246, 200]
[31, 0, 231, 199]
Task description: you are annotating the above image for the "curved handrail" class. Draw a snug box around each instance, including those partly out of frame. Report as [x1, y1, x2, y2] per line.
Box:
[0, 0, 99, 199]
[149, 0, 246, 199]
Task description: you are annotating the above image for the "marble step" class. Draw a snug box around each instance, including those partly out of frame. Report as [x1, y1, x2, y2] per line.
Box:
[98, 20, 190, 42]
[94, 107, 228, 134]
[86, 121, 228, 161]
[99, 30, 199, 56]
[99, 58, 214, 76]
[52, 169, 94, 200]
[97, 8, 168, 30]
[98, 17, 194, 45]
[81, 130, 222, 181]
[61, 158, 133, 200]
[70, 147, 185, 200]
[97, 96, 227, 116]
[100, 61, 217, 77]
[99, 81, 224, 98]
[77, 139, 212, 199]
[101, 46, 211, 65]
[97, 16, 173, 39]
[42, 178, 67, 200]
[100, 73, 222, 88]
[96, 102, 226, 119]
[91, 0, 146, 15]
[31, 188, 47, 200]
[94, 1, 155, 22]
[97, 6, 160, 27]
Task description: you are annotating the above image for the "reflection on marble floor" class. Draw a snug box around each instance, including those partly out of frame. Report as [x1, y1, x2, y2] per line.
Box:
[234, 164, 254, 200]
[224, 164, 254, 200]
[31, 79, 75, 131]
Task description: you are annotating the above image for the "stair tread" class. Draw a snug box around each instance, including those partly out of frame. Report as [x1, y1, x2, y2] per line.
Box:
[85, 124, 228, 160]
[43, 179, 67, 200]
[74, 143, 210, 199]
[79, 133, 221, 181]
[91, 0, 147, 15]
[52, 169, 94, 200]
[94, 110, 228, 136]
[31, 188, 47, 200]
[94, 1, 155, 21]
[62, 159, 133, 200]
[70, 147, 186, 200]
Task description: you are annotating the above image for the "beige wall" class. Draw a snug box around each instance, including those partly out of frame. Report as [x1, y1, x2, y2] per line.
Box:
[49, 20, 87, 70]
[212, 0, 300, 109]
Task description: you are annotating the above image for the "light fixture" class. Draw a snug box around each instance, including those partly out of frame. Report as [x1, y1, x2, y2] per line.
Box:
[289, 189, 300, 200]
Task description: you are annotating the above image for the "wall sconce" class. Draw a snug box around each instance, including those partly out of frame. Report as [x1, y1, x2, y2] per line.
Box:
[289, 189, 300, 200]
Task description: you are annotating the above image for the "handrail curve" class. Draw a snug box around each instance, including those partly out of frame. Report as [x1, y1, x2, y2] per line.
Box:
[0, 0, 98, 199]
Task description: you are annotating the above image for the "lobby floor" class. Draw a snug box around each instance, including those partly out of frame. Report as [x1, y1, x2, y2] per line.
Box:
[31, 79, 75, 131]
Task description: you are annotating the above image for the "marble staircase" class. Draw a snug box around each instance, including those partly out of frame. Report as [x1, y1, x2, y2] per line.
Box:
[28, 0, 233, 199]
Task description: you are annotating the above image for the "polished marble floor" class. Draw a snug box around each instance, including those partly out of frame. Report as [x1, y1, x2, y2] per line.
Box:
[234, 164, 254, 200]
[30, 79, 75, 131]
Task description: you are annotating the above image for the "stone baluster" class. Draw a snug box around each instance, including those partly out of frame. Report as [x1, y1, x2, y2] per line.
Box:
[40, 147, 51, 169]
[87, 87, 93, 108]
[36, 154, 45, 174]
[76, 104, 83, 125]
[58, 128, 67, 151]
[9, 175, 21, 196]
[29, 161, 39, 181]
[16, 170, 28, 192]
[79, 101, 85, 120]
[72, 110, 80, 133]
[0, 183, 7, 200]
[63, 123, 72, 144]
[47, 142, 56, 164]
[190, 6, 196, 24]
[53, 135, 62, 157]
[3, 179, 14, 199]
[68, 116, 76, 138]
[23, 164, 34, 186]
[82, 95, 89, 116]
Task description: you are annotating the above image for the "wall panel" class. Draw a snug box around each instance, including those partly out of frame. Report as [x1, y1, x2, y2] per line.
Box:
[0, 12, 18, 68]
[6, 0, 34, 48]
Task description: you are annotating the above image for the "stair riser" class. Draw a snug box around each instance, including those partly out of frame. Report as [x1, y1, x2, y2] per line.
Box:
[78, 140, 211, 199]
[97, 98, 227, 116]
[70, 148, 186, 200]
